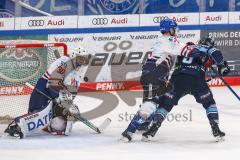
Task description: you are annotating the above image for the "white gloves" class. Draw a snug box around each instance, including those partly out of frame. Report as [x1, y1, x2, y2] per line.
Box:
[55, 90, 73, 103]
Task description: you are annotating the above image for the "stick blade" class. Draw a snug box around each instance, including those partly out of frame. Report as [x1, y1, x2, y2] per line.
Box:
[98, 118, 111, 133]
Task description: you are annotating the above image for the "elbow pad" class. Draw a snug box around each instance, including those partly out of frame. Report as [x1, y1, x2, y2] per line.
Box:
[207, 48, 224, 65]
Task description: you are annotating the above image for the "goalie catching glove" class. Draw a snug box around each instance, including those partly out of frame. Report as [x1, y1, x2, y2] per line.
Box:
[48, 103, 80, 136]
[48, 91, 80, 136]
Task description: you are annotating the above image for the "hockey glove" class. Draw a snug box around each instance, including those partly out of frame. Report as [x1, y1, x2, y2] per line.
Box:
[55, 90, 73, 103]
[218, 61, 230, 76]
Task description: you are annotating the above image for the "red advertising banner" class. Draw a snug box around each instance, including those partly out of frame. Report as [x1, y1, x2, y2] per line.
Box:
[78, 76, 240, 92]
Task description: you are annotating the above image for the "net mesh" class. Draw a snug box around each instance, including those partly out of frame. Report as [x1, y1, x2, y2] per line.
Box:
[0, 40, 67, 123]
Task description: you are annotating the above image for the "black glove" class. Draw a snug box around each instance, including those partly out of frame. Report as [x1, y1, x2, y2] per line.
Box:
[218, 61, 230, 76]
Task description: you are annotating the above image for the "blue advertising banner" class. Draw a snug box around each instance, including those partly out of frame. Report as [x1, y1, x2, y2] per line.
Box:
[0, 0, 237, 16]
[0, 0, 78, 17]
[145, 0, 200, 13]
[0, 0, 14, 17]
[234, 0, 240, 11]
[22, 0, 78, 16]
[204, 0, 229, 12]
[84, 0, 140, 15]
[84, 0, 230, 15]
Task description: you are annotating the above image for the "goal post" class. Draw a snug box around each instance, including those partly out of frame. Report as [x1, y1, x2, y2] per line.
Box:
[0, 41, 68, 123]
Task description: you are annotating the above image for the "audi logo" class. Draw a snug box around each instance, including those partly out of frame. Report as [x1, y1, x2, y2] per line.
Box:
[92, 18, 108, 25]
[28, 20, 44, 27]
[153, 16, 169, 23]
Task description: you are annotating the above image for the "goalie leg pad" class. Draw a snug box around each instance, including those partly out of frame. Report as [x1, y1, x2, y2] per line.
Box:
[64, 120, 74, 136]
[12, 101, 53, 138]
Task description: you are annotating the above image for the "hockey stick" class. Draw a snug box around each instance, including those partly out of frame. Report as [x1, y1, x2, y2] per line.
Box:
[210, 66, 240, 101]
[25, 82, 111, 133]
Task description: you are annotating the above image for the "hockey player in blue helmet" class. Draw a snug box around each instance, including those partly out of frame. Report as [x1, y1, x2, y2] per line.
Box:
[120, 18, 188, 142]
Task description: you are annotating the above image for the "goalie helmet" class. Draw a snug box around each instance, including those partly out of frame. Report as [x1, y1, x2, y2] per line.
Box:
[69, 47, 88, 67]
[69, 47, 88, 59]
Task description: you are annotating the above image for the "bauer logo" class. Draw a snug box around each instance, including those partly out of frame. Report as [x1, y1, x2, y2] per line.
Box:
[0, 47, 45, 91]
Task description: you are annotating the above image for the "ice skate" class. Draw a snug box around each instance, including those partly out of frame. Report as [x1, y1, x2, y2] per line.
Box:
[120, 130, 133, 142]
[141, 123, 160, 141]
[4, 122, 24, 139]
[210, 121, 225, 142]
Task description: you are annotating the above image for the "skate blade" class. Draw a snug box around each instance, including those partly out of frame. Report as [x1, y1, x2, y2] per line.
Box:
[141, 136, 151, 142]
[118, 136, 131, 143]
[0, 133, 21, 139]
[215, 136, 225, 142]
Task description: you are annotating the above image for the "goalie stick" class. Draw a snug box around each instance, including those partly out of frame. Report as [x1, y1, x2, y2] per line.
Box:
[25, 82, 111, 133]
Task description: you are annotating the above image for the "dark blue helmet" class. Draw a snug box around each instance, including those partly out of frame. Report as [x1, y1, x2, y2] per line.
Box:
[198, 36, 215, 47]
[160, 18, 178, 36]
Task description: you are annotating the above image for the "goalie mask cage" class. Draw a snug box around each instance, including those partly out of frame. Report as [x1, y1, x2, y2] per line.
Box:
[0, 41, 68, 123]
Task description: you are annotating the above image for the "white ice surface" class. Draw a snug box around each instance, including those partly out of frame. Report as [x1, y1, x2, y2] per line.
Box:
[0, 87, 240, 160]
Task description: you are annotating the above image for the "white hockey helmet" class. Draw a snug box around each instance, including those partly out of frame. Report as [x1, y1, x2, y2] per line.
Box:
[69, 47, 88, 59]
[69, 47, 88, 67]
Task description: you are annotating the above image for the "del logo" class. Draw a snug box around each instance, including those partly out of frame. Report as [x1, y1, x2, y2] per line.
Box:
[88, 0, 141, 14]
[100, 0, 136, 12]
[0, 9, 14, 18]
[0, 47, 42, 84]
[27, 111, 53, 131]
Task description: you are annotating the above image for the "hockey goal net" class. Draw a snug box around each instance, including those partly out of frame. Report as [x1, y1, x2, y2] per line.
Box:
[0, 40, 68, 123]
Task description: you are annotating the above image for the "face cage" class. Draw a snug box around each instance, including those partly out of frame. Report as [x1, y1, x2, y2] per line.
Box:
[169, 27, 179, 36]
[75, 56, 86, 67]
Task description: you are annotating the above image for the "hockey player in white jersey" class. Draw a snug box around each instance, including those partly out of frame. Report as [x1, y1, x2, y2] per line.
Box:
[4, 47, 88, 138]
[121, 18, 188, 142]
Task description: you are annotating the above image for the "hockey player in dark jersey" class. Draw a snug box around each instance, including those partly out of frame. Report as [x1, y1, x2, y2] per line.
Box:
[141, 37, 230, 141]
